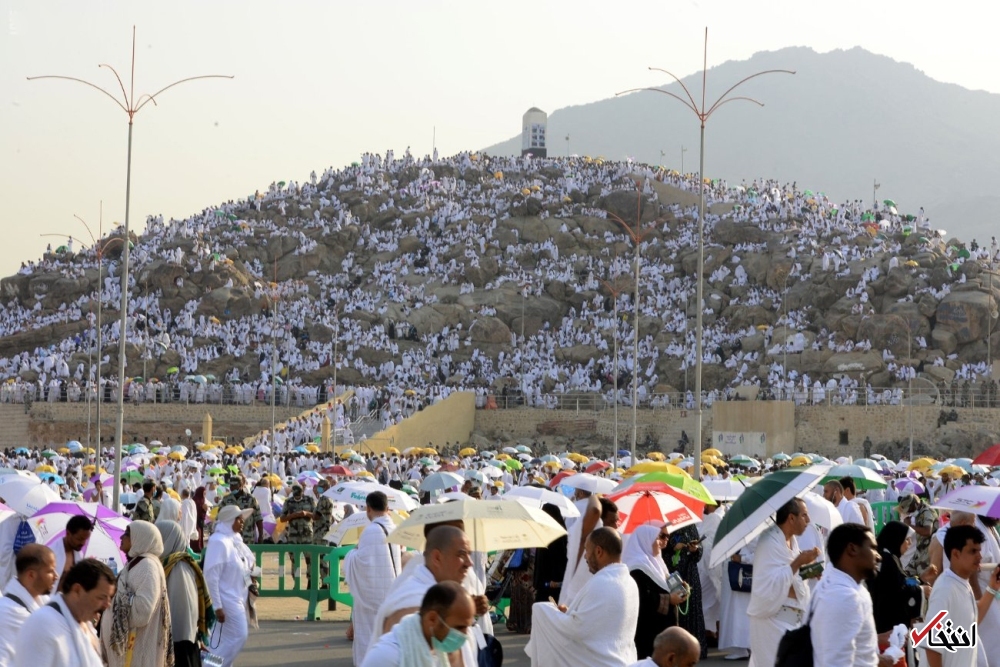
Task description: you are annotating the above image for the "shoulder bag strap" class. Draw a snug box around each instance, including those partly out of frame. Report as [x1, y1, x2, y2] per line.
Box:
[4, 592, 29, 611]
[375, 521, 398, 576]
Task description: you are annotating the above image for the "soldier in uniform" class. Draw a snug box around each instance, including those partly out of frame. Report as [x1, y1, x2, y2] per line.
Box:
[132, 480, 156, 522]
[312, 481, 336, 586]
[218, 474, 264, 544]
[282, 483, 316, 581]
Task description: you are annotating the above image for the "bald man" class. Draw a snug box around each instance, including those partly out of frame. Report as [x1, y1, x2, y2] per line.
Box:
[527, 527, 640, 667]
[628, 627, 702, 667]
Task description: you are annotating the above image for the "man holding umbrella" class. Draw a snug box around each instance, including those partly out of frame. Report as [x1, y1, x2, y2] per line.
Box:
[746, 498, 819, 667]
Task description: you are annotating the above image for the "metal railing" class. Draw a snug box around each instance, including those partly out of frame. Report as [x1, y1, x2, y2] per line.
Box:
[246, 543, 353, 621]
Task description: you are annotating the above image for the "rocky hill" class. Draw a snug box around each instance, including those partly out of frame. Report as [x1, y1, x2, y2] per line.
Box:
[0, 154, 995, 407]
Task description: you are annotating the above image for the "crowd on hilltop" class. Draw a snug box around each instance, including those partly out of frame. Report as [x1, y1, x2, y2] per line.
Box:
[2, 150, 998, 419]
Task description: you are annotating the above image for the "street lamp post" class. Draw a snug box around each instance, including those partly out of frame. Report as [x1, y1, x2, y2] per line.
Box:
[42, 211, 123, 460]
[681, 145, 687, 175]
[600, 277, 628, 471]
[29, 27, 232, 512]
[605, 187, 657, 464]
[617, 28, 794, 480]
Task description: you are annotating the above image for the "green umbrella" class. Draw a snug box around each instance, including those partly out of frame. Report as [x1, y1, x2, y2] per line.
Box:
[56, 245, 68, 253]
[167, 366, 180, 374]
[227, 213, 237, 221]
[861, 213, 875, 222]
[958, 248, 971, 259]
[883, 199, 896, 208]
[207, 467, 225, 476]
[215, 210, 225, 217]
[612, 471, 716, 506]
[227, 465, 240, 473]
[277, 181, 286, 187]
[504, 459, 523, 471]
[803, 190, 813, 197]
[419, 457, 435, 466]
[121, 470, 145, 484]
[709, 466, 829, 567]
[821, 464, 887, 491]
[402, 484, 417, 494]
[904, 214, 916, 222]
[41, 449, 58, 458]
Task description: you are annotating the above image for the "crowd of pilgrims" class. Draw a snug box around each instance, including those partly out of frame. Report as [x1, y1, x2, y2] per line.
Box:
[2, 150, 998, 420]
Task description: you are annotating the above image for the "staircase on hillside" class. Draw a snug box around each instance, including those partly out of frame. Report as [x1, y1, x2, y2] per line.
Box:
[348, 409, 383, 445]
[0, 404, 32, 448]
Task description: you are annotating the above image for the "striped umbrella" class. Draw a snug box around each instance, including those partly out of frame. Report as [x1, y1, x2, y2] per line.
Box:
[709, 465, 830, 568]
[612, 472, 717, 506]
[822, 464, 887, 491]
[606, 485, 702, 534]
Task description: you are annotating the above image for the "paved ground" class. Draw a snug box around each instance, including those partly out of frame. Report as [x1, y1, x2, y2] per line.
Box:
[242, 619, 742, 666]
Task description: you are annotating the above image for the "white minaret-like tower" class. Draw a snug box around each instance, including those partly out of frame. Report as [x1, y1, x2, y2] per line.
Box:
[521, 107, 547, 158]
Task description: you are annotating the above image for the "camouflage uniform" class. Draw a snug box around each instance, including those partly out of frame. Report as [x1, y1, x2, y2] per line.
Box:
[312, 495, 335, 544]
[283, 493, 317, 580]
[312, 494, 336, 582]
[133, 495, 155, 523]
[904, 503, 939, 577]
[218, 490, 263, 544]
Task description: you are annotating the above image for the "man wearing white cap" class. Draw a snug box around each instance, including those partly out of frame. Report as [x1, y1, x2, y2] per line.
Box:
[203, 505, 256, 667]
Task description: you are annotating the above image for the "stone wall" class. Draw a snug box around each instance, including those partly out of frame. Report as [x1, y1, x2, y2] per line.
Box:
[20, 402, 302, 448]
[474, 404, 1000, 459]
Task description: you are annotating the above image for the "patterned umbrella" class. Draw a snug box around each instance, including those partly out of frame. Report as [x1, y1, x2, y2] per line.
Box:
[933, 486, 1000, 519]
[606, 485, 702, 535]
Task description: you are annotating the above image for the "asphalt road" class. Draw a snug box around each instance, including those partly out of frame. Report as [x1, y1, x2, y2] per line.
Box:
[241, 621, 740, 666]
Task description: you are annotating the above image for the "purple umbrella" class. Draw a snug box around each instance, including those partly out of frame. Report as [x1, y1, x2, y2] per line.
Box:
[28, 501, 130, 571]
[893, 479, 925, 495]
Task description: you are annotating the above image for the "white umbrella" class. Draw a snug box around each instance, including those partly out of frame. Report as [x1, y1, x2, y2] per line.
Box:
[482, 466, 503, 479]
[437, 491, 474, 503]
[255, 445, 271, 455]
[324, 481, 417, 511]
[559, 473, 616, 495]
[703, 479, 750, 502]
[387, 499, 567, 552]
[800, 491, 843, 531]
[0, 475, 61, 516]
[500, 486, 581, 518]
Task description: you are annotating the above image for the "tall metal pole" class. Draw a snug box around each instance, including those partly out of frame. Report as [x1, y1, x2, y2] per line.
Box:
[694, 123, 706, 480]
[616, 28, 794, 481]
[28, 27, 233, 512]
[332, 309, 339, 452]
[631, 244, 641, 462]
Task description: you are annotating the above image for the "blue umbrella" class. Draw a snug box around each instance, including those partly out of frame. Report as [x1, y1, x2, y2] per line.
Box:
[67, 441, 83, 452]
[618, 450, 630, 457]
[38, 473, 66, 485]
[14, 447, 30, 455]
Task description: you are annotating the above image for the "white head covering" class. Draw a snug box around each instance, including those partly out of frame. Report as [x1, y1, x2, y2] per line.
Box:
[621, 522, 670, 590]
[159, 496, 182, 522]
[128, 519, 164, 559]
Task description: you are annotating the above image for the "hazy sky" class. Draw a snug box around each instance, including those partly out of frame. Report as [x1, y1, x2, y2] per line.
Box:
[1, 0, 996, 277]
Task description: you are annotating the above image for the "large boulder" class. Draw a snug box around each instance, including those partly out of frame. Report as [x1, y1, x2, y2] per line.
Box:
[470, 317, 511, 345]
[935, 291, 995, 344]
[195, 287, 257, 320]
[821, 351, 886, 375]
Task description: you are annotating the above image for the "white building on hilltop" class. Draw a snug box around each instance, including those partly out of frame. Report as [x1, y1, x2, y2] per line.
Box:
[521, 107, 547, 158]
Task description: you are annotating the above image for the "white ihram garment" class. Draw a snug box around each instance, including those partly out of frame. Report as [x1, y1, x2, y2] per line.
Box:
[203, 523, 254, 667]
[344, 515, 401, 665]
[558, 498, 601, 607]
[526, 562, 639, 667]
[746, 527, 810, 667]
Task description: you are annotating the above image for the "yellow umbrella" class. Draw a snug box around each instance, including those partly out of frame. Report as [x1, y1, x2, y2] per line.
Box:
[57, 447, 70, 455]
[423, 448, 438, 456]
[168, 451, 186, 461]
[701, 463, 718, 477]
[306, 445, 320, 453]
[789, 455, 812, 467]
[265, 474, 283, 489]
[387, 447, 400, 455]
[908, 458, 937, 471]
[647, 452, 666, 461]
[36, 465, 57, 473]
[212, 440, 227, 448]
[356, 470, 375, 479]
[497, 453, 511, 461]
[904, 260, 919, 267]
[625, 462, 688, 477]
[567, 453, 589, 464]
[703, 455, 727, 467]
[83, 465, 107, 475]
[936, 465, 965, 478]
[166, 489, 180, 501]
[703, 448, 723, 457]
[459, 448, 476, 457]
[224, 447, 240, 455]
[543, 461, 562, 470]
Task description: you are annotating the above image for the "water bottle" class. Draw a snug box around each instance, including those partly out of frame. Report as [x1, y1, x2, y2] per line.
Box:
[107, 557, 118, 576]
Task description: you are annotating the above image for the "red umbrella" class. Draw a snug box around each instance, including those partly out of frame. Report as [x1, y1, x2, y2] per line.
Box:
[585, 461, 611, 474]
[438, 462, 461, 473]
[321, 465, 353, 477]
[548, 470, 577, 489]
[973, 443, 1000, 467]
[608, 483, 705, 534]
[610, 482, 706, 517]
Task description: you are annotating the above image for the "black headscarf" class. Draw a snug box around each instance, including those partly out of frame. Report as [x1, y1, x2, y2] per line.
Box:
[541, 502, 566, 529]
[877, 520, 909, 557]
